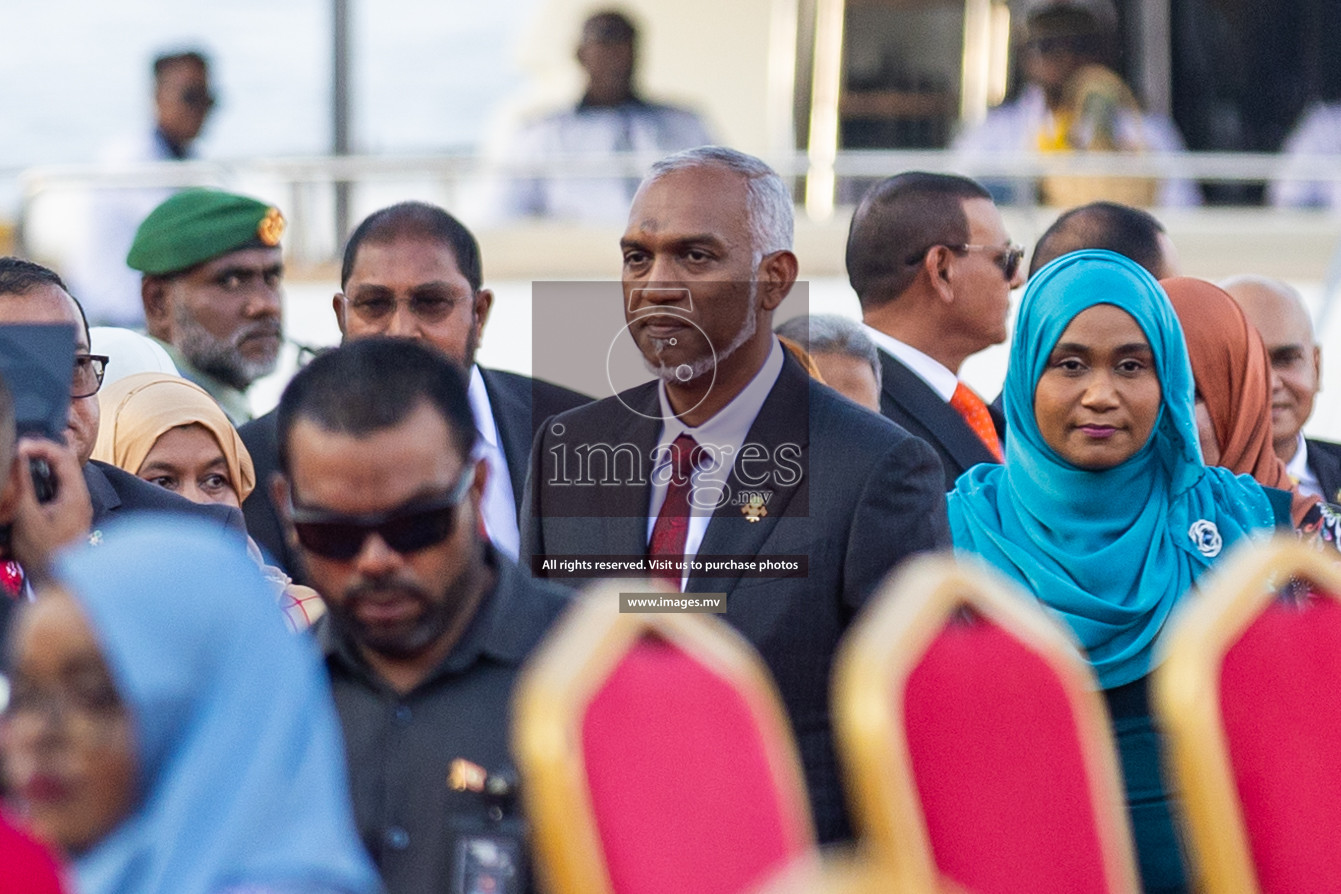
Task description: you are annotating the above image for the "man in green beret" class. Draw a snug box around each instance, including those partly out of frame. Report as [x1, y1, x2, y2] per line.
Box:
[129, 187, 286, 423]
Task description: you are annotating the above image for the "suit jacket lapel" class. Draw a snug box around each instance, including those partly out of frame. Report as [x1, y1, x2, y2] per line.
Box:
[880, 351, 995, 470]
[689, 356, 810, 593]
[596, 382, 662, 558]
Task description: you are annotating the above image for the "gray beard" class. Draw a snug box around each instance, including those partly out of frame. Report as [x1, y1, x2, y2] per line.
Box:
[643, 283, 759, 385]
[174, 304, 280, 391]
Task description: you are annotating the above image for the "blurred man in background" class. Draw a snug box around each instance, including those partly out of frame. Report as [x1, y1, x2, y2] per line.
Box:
[1223, 274, 1341, 502]
[67, 50, 217, 329]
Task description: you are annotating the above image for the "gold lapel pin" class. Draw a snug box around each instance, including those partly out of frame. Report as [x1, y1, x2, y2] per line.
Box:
[741, 493, 768, 522]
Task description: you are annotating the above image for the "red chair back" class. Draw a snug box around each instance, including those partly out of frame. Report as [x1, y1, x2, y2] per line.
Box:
[835, 556, 1139, 894]
[905, 611, 1116, 894]
[1156, 537, 1341, 894]
[514, 582, 816, 894]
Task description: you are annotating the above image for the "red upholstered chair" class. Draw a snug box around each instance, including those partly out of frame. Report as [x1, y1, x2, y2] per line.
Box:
[1155, 537, 1341, 894]
[512, 581, 817, 894]
[833, 555, 1141, 894]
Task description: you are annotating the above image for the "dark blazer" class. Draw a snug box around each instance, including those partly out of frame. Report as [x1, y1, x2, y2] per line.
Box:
[520, 352, 950, 842]
[1308, 437, 1341, 503]
[877, 349, 1003, 490]
[239, 367, 589, 582]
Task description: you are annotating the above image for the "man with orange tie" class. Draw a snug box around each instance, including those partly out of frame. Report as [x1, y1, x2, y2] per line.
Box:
[846, 172, 1024, 488]
[521, 147, 949, 844]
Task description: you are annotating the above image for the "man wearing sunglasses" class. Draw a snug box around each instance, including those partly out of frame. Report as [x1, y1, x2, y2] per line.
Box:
[273, 338, 570, 894]
[67, 50, 219, 330]
[0, 258, 242, 607]
[846, 172, 1023, 488]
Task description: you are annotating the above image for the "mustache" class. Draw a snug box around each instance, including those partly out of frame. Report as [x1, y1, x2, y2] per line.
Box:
[232, 320, 282, 346]
[342, 578, 433, 607]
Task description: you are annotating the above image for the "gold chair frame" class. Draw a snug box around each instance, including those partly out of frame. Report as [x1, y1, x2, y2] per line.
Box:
[833, 554, 1141, 894]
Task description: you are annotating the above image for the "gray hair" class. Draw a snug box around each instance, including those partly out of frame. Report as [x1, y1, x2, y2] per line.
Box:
[644, 146, 794, 260]
[774, 314, 882, 382]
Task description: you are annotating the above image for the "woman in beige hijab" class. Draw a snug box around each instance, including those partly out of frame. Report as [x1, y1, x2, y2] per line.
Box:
[93, 372, 323, 630]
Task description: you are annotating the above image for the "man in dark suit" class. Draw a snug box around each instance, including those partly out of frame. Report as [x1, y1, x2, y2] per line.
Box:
[520, 147, 950, 842]
[0, 258, 240, 637]
[241, 202, 589, 579]
[1225, 274, 1341, 503]
[845, 172, 1024, 488]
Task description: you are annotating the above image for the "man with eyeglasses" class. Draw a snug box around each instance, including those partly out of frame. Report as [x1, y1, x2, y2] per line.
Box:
[846, 172, 1024, 489]
[0, 257, 242, 617]
[239, 201, 588, 581]
[127, 188, 286, 424]
[272, 337, 570, 894]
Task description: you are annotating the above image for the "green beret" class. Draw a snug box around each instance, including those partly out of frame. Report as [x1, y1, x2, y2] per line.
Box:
[127, 188, 285, 275]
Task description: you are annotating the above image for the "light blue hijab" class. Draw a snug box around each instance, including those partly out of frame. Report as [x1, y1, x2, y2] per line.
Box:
[55, 516, 380, 894]
[948, 250, 1273, 688]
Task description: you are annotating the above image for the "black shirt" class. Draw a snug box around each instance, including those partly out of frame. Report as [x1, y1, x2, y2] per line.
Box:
[318, 553, 572, 894]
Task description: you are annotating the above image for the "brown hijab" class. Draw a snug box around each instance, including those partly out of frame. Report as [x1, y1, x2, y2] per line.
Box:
[1161, 276, 1319, 525]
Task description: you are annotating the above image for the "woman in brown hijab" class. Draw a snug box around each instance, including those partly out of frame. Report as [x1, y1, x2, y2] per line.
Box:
[1162, 277, 1340, 547]
[93, 372, 325, 628]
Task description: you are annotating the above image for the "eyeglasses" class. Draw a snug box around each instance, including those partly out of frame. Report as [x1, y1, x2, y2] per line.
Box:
[907, 243, 1024, 281]
[341, 292, 467, 325]
[288, 465, 476, 560]
[73, 353, 110, 398]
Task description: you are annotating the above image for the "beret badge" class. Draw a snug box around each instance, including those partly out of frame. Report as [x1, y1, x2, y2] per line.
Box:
[257, 207, 285, 246]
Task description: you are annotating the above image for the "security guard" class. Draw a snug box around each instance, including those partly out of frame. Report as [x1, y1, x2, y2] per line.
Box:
[272, 338, 572, 894]
[128, 188, 286, 423]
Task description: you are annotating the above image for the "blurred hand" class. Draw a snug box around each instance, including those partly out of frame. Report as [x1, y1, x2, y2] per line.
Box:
[9, 437, 92, 567]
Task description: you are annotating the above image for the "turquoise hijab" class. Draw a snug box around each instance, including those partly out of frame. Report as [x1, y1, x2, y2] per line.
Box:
[948, 250, 1273, 688]
[55, 516, 380, 894]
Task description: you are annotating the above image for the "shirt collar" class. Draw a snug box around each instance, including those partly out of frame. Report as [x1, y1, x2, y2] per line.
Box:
[862, 325, 958, 402]
[654, 336, 785, 451]
[467, 364, 500, 450]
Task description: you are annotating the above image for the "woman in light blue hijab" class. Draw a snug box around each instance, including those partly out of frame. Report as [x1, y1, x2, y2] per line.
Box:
[949, 249, 1274, 893]
[9, 515, 381, 894]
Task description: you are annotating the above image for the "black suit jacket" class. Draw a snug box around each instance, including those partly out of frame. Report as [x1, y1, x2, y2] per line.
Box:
[520, 353, 950, 842]
[1308, 437, 1341, 503]
[877, 349, 1002, 490]
[239, 367, 589, 582]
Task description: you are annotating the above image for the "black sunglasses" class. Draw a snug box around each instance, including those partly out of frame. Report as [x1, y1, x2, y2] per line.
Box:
[289, 465, 476, 560]
[907, 243, 1024, 281]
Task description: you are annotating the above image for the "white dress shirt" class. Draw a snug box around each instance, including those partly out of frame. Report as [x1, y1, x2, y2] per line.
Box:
[862, 325, 958, 402]
[646, 338, 785, 590]
[1288, 433, 1324, 501]
[467, 366, 519, 560]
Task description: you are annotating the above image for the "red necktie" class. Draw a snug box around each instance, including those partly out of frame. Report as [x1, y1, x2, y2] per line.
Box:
[648, 434, 702, 590]
[950, 381, 1004, 462]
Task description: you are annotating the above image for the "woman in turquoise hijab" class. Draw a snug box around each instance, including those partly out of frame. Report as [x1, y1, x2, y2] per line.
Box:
[949, 250, 1274, 893]
[1, 516, 380, 894]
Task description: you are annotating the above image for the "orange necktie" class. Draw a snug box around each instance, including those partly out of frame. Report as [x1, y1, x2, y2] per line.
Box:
[950, 381, 1003, 462]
